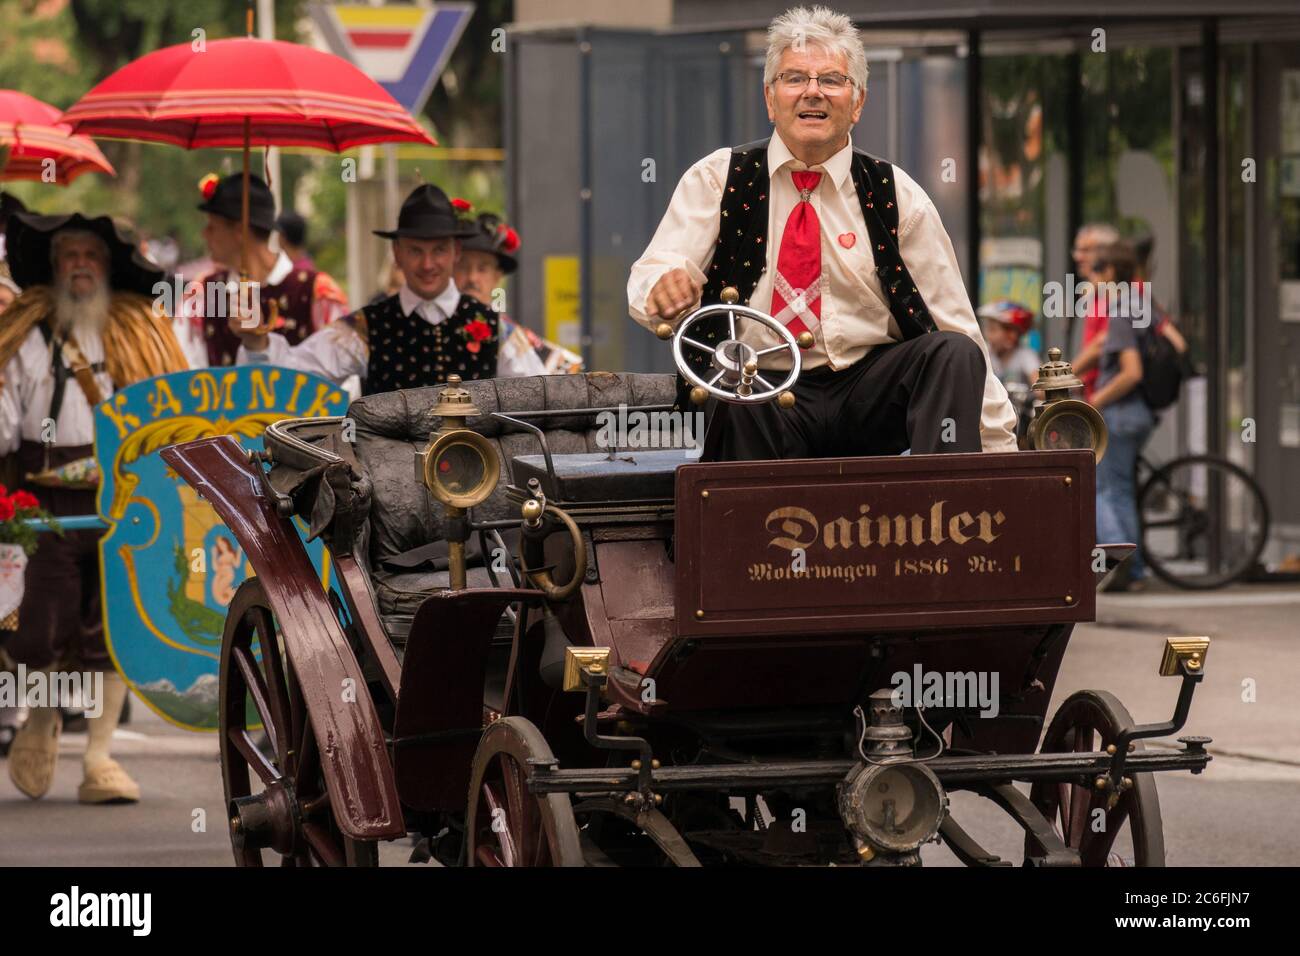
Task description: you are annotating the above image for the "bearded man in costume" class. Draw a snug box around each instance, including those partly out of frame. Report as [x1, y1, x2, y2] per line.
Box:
[0, 212, 189, 803]
[629, 5, 1016, 461]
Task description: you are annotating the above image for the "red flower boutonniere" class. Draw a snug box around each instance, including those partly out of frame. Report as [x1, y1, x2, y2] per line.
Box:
[198, 173, 220, 200]
[451, 197, 473, 213]
[462, 317, 494, 354]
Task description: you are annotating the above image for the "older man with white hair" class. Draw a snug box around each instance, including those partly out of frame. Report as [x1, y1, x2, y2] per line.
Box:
[0, 212, 188, 804]
[629, 5, 1017, 461]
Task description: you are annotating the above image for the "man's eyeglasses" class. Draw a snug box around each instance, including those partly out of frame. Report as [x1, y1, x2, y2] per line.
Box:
[773, 71, 854, 95]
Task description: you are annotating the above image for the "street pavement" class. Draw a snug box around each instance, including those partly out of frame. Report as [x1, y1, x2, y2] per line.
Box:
[1, 580, 1297, 867]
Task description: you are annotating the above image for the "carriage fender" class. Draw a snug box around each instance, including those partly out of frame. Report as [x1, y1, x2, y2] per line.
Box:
[161, 435, 404, 841]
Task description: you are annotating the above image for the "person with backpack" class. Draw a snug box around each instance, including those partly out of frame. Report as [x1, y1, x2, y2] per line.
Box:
[1089, 240, 1160, 592]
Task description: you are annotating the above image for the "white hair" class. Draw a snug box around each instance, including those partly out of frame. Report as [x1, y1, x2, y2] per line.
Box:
[764, 6, 868, 103]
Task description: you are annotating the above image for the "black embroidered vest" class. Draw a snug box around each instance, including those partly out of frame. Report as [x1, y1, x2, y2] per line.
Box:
[360, 293, 499, 396]
[677, 138, 936, 409]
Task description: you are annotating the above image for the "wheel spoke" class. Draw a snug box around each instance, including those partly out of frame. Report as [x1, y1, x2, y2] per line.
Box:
[754, 345, 786, 357]
[302, 822, 345, 867]
[231, 646, 279, 758]
[481, 781, 517, 867]
[753, 373, 774, 391]
[294, 717, 320, 795]
[287, 657, 307, 775]
[253, 608, 294, 772]
[228, 727, 280, 785]
[680, 336, 714, 354]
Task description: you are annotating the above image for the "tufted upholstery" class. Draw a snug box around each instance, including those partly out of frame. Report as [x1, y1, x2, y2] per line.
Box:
[347, 372, 679, 641]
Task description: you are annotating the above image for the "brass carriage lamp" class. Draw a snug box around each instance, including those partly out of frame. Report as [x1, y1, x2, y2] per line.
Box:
[416, 375, 501, 590]
[1027, 347, 1109, 462]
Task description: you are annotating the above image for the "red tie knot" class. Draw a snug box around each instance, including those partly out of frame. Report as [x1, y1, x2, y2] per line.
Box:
[791, 170, 822, 199]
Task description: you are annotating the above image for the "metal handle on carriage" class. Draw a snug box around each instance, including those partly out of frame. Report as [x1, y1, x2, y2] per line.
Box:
[657, 286, 813, 407]
[518, 498, 588, 601]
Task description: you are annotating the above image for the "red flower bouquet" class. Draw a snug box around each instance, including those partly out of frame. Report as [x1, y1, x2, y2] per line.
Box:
[0, 485, 59, 556]
[0, 486, 60, 630]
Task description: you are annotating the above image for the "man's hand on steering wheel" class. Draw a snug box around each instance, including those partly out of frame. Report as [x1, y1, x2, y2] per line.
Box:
[645, 267, 702, 321]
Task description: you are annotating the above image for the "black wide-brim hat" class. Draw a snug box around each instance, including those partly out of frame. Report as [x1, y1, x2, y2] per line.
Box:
[459, 211, 518, 274]
[197, 172, 277, 233]
[5, 211, 164, 297]
[375, 183, 478, 240]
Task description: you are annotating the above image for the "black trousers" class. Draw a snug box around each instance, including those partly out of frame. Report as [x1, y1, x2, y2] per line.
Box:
[701, 330, 987, 462]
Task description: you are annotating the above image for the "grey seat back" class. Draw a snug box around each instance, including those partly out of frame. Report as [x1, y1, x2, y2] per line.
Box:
[347, 372, 678, 569]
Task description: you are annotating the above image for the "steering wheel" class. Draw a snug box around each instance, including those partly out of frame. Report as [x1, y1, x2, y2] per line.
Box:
[655, 287, 814, 406]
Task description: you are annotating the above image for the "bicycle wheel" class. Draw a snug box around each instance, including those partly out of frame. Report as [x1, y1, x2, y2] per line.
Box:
[1139, 454, 1269, 589]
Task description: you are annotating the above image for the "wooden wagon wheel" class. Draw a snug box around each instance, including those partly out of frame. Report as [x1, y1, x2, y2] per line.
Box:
[465, 717, 585, 867]
[220, 577, 379, 867]
[1029, 690, 1165, 867]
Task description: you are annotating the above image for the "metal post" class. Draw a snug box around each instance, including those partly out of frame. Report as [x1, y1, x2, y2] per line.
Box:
[383, 144, 400, 227]
[579, 29, 594, 366]
[346, 182, 363, 308]
[965, 28, 981, 301]
[1202, 18, 1223, 573]
[1065, 50, 1083, 339]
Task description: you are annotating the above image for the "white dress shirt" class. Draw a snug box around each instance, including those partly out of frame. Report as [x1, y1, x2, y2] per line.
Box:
[237, 279, 531, 383]
[0, 325, 114, 453]
[628, 133, 1017, 452]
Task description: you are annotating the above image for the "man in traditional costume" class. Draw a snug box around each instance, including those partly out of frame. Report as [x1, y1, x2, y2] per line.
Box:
[455, 207, 584, 376]
[233, 184, 500, 393]
[0, 212, 189, 803]
[628, 6, 1017, 461]
[174, 173, 348, 368]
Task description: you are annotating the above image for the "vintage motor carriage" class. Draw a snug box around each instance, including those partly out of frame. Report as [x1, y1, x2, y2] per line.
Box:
[161, 295, 1213, 867]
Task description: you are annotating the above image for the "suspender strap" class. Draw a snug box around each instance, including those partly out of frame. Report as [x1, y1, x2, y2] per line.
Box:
[38, 323, 105, 423]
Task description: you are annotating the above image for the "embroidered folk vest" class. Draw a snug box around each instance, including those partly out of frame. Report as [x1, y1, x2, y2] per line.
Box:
[676, 138, 936, 409]
[360, 293, 499, 396]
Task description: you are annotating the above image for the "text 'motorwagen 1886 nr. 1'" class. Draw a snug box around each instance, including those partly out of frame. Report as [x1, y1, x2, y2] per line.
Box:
[161, 289, 1211, 867]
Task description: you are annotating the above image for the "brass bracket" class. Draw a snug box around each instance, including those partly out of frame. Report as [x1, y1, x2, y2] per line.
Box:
[563, 646, 611, 693]
[1159, 636, 1210, 677]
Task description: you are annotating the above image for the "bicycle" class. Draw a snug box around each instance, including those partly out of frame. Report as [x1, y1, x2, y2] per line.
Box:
[1136, 451, 1269, 590]
[1005, 382, 1269, 590]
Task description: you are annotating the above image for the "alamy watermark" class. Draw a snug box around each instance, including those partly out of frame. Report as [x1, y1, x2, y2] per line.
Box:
[0, 665, 103, 717]
[1042, 275, 1152, 328]
[890, 665, 999, 718]
[151, 275, 263, 327]
[593, 404, 705, 451]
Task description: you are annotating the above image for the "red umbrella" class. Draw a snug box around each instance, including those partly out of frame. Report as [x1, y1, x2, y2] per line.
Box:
[0, 90, 115, 185]
[62, 33, 436, 276]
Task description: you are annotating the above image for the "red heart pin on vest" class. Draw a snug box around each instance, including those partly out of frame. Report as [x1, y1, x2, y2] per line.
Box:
[838, 232, 856, 249]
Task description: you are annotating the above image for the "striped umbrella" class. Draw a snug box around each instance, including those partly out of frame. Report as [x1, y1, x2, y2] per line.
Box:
[61, 20, 436, 277]
[0, 90, 115, 185]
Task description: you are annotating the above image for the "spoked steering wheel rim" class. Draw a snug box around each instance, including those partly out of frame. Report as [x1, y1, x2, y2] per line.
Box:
[671, 302, 802, 404]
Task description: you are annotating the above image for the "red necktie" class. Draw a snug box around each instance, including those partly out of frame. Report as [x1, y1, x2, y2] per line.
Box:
[770, 169, 823, 336]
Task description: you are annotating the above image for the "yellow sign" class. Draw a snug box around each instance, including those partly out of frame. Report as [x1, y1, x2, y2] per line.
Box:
[544, 256, 581, 354]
